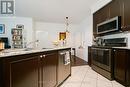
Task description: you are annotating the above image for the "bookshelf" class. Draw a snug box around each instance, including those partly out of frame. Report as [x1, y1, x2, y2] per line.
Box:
[12, 28, 23, 48]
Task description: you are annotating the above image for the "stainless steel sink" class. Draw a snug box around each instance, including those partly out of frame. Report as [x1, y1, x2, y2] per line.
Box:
[42, 48, 53, 49]
[23, 48, 34, 51]
[1, 48, 33, 54]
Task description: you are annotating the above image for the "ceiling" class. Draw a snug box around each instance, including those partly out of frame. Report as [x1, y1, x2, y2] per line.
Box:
[15, 0, 99, 24]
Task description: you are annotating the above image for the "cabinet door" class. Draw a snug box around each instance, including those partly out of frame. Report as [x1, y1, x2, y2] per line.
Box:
[41, 52, 58, 87]
[126, 51, 130, 86]
[93, 12, 99, 37]
[123, 0, 130, 30]
[114, 49, 126, 85]
[109, 0, 124, 30]
[93, 10, 104, 37]
[98, 5, 110, 22]
[88, 46, 92, 66]
[93, 4, 109, 37]
[3, 55, 40, 87]
[109, 0, 123, 19]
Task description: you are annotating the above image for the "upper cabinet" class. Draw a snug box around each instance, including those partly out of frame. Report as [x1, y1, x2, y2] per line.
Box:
[93, 11, 99, 37]
[93, 0, 130, 37]
[93, 4, 110, 37]
[97, 4, 110, 23]
[123, 0, 130, 30]
[109, 0, 124, 29]
[110, 0, 130, 31]
[109, 0, 123, 19]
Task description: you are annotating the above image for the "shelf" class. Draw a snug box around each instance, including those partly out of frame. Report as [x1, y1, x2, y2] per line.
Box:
[12, 28, 23, 48]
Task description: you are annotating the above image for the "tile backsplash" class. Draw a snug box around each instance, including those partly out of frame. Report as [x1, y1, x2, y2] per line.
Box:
[101, 31, 130, 47]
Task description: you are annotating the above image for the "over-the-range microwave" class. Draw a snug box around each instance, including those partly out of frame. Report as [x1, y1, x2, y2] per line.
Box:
[97, 16, 121, 34]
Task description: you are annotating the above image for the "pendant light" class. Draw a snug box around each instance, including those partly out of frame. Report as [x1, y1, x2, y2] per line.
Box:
[65, 17, 70, 33]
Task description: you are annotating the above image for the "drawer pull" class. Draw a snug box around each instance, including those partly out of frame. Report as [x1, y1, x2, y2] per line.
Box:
[40, 55, 43, 58]
[60, 53, 65, 55]
[43, 55, 46, 58]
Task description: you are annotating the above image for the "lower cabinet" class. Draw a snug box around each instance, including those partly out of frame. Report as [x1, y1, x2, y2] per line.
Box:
[1, 49, 71, 87]
[41, 51, 58, 87]
[2, 54, 40, 87]
[113, 49, 130, 86]
[126, 50, 130, 86]
[88, 46, 92, 66]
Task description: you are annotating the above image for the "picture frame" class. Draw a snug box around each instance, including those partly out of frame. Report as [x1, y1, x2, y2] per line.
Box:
[0, 24, 5, 34]
[16, 24, 24, 29]
[59, 32, 66, 40]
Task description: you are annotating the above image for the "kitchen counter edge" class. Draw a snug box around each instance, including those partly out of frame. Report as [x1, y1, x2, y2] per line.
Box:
[0, 47, 71, 58]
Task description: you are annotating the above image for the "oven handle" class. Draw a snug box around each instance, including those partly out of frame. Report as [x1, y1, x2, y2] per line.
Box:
[91, 48, 111, 51]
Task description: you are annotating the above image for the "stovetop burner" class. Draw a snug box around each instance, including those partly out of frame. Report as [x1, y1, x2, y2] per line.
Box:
[93, 37, 128, 48]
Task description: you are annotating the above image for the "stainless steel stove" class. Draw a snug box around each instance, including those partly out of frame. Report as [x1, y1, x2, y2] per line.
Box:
[91, 37, 127, 80]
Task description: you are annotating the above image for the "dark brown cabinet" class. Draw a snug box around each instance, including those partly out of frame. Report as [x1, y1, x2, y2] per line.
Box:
[3, 54, 40, 87]
[109, 0, 125, 30]
[114, 49, 127, 85]
[126, 50, 130, 86]
[41, 51, 58, 87]
[98, 5, 110, 22]
[109, 0, 130, 31]
[109, 0, 123, 19]
[113, 49, 130, 86]
[93, 0, 130, 37]
[93, 12, 98, 37]
[57, 50, 71, 85]
[88, 46, 91, 66]
[123, 0, 130, 30]
[93, 4, 110, 37]
[1, 48, 71, 87]
[93, 11, 100, 37]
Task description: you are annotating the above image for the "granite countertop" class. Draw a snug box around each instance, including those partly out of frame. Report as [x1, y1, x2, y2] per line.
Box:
[0, 47, 71, 58]
[112, 47, 130, 49]
[90, 45, 130, 50]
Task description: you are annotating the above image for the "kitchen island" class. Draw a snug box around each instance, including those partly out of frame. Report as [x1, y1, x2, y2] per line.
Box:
[0, 47, 71, 87]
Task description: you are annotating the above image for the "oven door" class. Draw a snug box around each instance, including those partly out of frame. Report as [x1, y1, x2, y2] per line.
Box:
[91, 48, 112, 72]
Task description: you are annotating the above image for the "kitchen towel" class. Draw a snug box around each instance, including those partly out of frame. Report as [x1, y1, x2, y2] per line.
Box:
[64, 51, 70, 65]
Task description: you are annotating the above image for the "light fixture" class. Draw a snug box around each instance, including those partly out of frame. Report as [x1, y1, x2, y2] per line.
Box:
[65, 17, 70, 33]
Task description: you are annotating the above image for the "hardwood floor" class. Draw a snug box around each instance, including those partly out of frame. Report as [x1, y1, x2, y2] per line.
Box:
[71, 55, 88, 66]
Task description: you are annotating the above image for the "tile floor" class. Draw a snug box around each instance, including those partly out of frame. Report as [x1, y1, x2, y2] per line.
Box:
[60, 65, 125, 87]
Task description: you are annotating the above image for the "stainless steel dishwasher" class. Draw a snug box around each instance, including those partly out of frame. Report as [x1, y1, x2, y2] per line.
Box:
[57, 49, 71, 85]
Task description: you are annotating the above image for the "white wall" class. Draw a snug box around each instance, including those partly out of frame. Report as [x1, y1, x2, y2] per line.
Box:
[34, 22, 78, 48]
[74, 11, 93, 61]
[0, 17, 34, 48]
[91, 0, 112, 13]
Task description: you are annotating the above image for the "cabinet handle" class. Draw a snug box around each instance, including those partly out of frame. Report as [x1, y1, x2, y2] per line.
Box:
[40, 55, 43, 58]
[60, 52, 65, 55]
[45, 53, 56, 56]
[121, 26, 124, 29]
[42, 55, 46, 58]
[122, 26, 128, 29]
